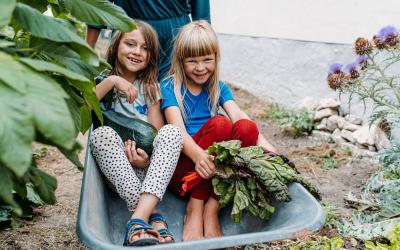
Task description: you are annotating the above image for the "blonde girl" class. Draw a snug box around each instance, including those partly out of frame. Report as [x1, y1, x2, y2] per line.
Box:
[90, 20, 183, 246]
[161, 20, 276, 241]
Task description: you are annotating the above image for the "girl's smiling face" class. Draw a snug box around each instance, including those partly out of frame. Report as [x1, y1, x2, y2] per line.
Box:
[183, 54, 216, 86]
[117, 29, 149, 77]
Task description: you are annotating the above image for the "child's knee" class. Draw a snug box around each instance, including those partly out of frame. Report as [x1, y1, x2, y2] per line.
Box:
[232, 119, 259, 146]
[157, 124, 184, 146]
[90, 126, 121, 149]
[206, 116, 233, 139]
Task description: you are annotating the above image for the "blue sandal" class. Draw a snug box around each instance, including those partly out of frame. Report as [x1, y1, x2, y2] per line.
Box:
[123, 218, 160, 246]
[149, 213, 175, 243]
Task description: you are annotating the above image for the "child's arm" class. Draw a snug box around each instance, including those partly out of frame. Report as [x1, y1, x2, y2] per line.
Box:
[95, 75, 138, 103]
[164, 106, 215, 179]
[223, 100, 278, 153]
[147, 102, 164, 131]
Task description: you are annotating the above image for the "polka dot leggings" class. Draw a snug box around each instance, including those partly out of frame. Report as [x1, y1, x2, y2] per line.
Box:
[90, 125, 183, 211]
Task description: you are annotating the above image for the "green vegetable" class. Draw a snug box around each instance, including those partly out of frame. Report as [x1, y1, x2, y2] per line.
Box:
[101, 111, 157, 156]
[208, 140, 320, 223]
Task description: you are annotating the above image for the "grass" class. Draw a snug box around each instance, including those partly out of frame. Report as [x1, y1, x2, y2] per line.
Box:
[265, 104, 315, 138]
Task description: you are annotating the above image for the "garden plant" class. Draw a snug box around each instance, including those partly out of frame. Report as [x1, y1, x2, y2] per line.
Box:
[326, 25, 400, 245]
[0, 0, 134, 226]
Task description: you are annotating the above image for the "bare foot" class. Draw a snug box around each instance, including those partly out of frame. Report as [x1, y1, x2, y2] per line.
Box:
[183, 198, 204, 241]
[203, 197, 223, 238]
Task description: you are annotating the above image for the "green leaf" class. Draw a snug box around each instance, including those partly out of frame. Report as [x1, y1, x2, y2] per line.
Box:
[18, 0, 48, 13]
[26, 183, 44, 206]
[68, 80, 103, 125]
[25, 67, 76, 150]
[13, 3, 99, 66]
[64, 0, 136, 32]
[29, 167, 57, 204]
[19, 58, 90, 82]
[0, 165, 19, 211]
[0, 40, 15, 48]
[0, 206, 12, 222]
[0, 82, 33, 176]
[0, 0, 16, 27]
[0, 51, 27, 93]
[80, 105, 92, 133]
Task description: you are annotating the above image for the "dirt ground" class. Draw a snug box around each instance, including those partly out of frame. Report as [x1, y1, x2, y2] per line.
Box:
[0, 86, 378, 250]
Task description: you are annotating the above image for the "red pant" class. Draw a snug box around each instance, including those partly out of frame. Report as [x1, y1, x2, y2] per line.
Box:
[168, 116, 259, 200]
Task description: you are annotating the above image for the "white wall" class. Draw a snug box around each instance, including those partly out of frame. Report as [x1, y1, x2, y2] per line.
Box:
[211, 0, 400, 44]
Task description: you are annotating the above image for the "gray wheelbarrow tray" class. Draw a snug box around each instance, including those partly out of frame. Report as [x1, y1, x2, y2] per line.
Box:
[77, 142, 325, 250]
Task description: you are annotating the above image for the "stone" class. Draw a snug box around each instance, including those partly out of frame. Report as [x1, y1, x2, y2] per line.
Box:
[314, 108, 337, 121]
[332, 128, 341, 139]
[315, 118, 328, 130]
[374, 127, 391, 150]
[353, 125, 376, 146]
[342, 122, 361, 132]
[368, 145, 377, 152]
[340, 129, 355, 143]
[345, 114, 363, 125]
[317, 98, 341, 110]
[326, 115, 340, 132]
[300, 97, 319, 111]
[336, 116, 346, 129]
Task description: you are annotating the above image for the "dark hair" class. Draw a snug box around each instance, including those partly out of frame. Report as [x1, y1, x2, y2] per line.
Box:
[106, 20, 160, 103]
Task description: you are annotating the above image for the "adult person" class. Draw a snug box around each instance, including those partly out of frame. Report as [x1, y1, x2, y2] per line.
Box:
[87, 0, 211, 81]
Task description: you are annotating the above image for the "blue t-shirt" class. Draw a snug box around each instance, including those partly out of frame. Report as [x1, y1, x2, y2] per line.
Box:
[161, 78, 234, 136]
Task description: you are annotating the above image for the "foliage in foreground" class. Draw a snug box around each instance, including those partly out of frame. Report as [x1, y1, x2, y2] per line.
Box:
[0, 0, 135, 226]
[327, 25, 400, 241]
[265, 104, 315, 138]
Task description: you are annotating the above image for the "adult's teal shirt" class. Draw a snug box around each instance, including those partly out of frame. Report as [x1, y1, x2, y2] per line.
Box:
[90, 0, 210, 81]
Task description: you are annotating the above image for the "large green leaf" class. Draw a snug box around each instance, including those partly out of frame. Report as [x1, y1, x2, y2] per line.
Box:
[64, 0, 135, 32]
[19, 58, 90, 82]
[30, 38, 108, 80]
[0, 0, 16, 28]
[0, 82, 33, 177]
[0, 51, 27, 93]
[12, 3, 99, 66]
[25, 67, 76, 150]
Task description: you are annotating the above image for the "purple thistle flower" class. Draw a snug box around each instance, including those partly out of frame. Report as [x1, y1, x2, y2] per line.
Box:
[355, 55, 368, 69]
[328, 63, 343, 74]
[344, 62, 357, 74]
[378, 26, 397, 41]
[355, 55, 367, 65]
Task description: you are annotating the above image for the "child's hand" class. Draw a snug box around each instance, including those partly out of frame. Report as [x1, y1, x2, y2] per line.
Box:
[194, 152, 215, 179]
[124, 140, 150, 168]
[111, 75, 138, 103]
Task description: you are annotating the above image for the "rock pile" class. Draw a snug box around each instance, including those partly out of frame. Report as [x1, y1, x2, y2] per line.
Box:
[301, 97, 390, 152]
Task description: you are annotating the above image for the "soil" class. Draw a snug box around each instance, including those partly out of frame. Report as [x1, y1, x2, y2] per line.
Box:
[0, 86, 378, 250]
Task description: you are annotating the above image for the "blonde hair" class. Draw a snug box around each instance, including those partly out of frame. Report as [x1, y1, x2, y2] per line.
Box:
[168, 20, 221, 121]
[106, 20, 160, 104]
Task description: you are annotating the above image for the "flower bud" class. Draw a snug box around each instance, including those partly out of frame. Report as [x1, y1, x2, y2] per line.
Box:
[344, 62, 359, 79]
[378, 25, 399, 47]
[354, 38, 372, 55]
[327, 73, 345, 90]
[373, 35, 386, 49]
[355, 55, 368, 70]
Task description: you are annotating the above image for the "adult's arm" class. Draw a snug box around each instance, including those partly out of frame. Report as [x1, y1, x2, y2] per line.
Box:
[189, 0, 210, 23]
[86, 26, 101, 48]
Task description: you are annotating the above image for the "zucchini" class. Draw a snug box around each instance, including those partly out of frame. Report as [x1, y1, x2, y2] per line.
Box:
[100, 111, 157, 157]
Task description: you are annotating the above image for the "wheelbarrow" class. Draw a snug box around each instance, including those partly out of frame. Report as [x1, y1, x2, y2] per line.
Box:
[76, 139, 325, 249]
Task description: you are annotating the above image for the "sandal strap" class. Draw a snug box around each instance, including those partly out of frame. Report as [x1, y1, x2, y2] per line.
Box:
[123, 218, 160, 245]
[149, 213, 168, 227]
